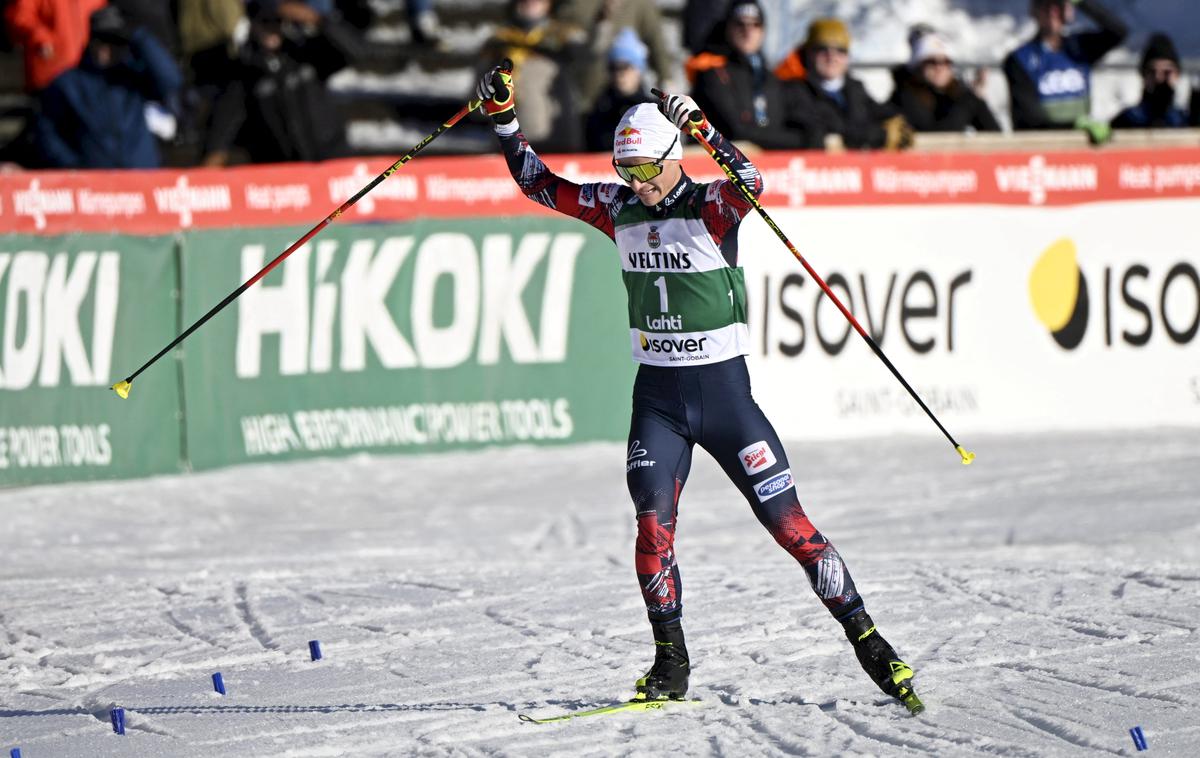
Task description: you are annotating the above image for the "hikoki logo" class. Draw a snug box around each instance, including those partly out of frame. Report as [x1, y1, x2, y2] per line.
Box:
[738, 441, 777, 475]
[755, 469, 794, 503]
[1029, 238, 1088, 349]
[647, 226, 661, 249]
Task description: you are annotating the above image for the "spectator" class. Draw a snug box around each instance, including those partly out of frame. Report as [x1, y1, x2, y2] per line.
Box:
[480, 0, 587, 153]
[1111, 33, 1189, 129]
[689, 1, 806, 149]
[583, 27, 655, 152]
[891, 33, 1000, 133]
[203, 0, 358, 165]
[34, 5, 182, 168]
[178, 0, 247, 89]
[110, 0, 178, 57]
[777, 18, 912, 150]
[682, 0, 729, 55]
[5, 0, 107, 92]
[890, 23, 936, 95]
[1003, 0, 1127, 132]
[555, 0, 674, 110]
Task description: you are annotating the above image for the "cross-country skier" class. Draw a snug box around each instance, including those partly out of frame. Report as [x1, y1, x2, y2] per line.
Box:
[476, 65, 920, 710]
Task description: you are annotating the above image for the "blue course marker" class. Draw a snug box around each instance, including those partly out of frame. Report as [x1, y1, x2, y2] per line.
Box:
[110, 707, 126, 735]
[11, 747, 22, 758]
[309, 640, 323, 661]
[212, 672, 226, 695]
[1130, 726, 1148, 751]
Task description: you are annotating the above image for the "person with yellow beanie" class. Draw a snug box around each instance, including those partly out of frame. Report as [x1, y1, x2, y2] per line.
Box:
[778, 18, 914, 150]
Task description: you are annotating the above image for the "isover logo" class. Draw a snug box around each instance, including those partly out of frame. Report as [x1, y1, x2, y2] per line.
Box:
[1029, 239, 1089, 349]
[1029, 238, 1200, 350]
[639, 333, 707, 354]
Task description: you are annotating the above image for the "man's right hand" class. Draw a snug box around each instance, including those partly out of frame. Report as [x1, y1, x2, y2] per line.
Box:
[476, 63, 516, 124]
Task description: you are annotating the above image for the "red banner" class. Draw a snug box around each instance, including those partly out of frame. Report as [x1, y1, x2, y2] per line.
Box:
[2, 148, 1198, 236]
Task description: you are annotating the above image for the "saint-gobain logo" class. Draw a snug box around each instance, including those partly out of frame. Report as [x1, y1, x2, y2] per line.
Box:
[647, 226, 661, 249]
[755, 469, 794, 502]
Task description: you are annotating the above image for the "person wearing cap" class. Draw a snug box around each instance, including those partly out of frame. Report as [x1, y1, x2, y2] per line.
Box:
[890, 33, 1001, 133]
[1111, 33, 1189, 129]
[584, 27, 657, 151]
[33, 5, 182, 168]
[688, 1, 807, 149]
[778, 18, 913, 150]
[474, 64, 920, 709]
[1003, 0, 1127, 132]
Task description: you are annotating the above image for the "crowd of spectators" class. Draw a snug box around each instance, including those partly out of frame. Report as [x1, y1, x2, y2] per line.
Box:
[1, 0, 1197, 170]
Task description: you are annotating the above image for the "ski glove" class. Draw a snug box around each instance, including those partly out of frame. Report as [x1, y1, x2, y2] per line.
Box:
[477, 64, 516, 124]
[658, 92, 709, 133]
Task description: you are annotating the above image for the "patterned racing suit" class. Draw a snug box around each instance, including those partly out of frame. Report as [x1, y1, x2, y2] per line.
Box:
[494, 119, 866, 633]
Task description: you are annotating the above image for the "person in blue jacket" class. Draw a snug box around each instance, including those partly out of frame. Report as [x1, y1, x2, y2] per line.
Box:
[1111, 33, 1189, 129]
[1003, 0, 1126, 132]
[35, 5, 182, 169]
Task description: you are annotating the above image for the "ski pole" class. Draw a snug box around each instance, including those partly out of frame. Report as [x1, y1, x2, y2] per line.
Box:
[653, 89, 975, 466]
[111, 61, 513, 401]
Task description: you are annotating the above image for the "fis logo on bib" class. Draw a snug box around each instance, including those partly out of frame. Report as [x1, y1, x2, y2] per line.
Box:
[738, 441, 777, 475]
[647, 226, 661, 249]
[755, 469, 794, 502]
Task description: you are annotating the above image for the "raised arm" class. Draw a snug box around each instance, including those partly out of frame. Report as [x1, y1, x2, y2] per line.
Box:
[658, 91, 763, 236]
[478, 65, 628, 239]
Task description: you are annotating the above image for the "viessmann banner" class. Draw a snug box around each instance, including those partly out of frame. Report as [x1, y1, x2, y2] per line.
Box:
[1, 149, 1197, 487]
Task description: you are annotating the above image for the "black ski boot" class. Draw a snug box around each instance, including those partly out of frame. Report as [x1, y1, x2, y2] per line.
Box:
[634, 621, 689, 701]
[842, 609, 924, 714]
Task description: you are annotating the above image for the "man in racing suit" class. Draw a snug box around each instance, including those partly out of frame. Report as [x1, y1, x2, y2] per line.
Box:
[477, 65, 917, 708]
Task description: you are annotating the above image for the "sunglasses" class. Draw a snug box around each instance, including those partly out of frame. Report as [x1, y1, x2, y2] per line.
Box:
[813, 44, 848, 55]
[613, 134, 679, 183]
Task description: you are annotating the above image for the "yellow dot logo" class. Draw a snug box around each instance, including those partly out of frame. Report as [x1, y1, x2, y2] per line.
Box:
[1029, 238, 1089, 349]
[639, 333, 650, 350]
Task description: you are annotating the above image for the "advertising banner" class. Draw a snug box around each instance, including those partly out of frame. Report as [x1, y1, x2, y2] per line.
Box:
[0, 234, 182, 487]
[177, 218, 635, 470]
[3, 149, 1199, 235]
[739, 199, 1200, 437]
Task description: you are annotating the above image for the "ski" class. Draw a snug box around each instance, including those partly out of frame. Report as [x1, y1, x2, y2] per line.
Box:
[518, 697, 703, 724]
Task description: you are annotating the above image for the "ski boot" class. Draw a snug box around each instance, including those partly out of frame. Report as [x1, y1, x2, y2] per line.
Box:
[842, 609, 924, 714]
[634, 621, 689, 701]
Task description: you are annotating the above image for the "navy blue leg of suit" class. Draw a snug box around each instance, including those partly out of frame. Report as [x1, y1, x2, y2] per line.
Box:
[626, 357, 864, 632]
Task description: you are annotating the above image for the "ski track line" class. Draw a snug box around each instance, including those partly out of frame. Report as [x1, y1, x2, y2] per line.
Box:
[1004, 707, 1124, 755]
[234, 581, 278, 651]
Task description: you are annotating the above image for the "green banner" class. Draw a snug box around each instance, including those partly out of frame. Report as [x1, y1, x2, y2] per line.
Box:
[0, 234, 183, 487]
[179, 218, 634, 470]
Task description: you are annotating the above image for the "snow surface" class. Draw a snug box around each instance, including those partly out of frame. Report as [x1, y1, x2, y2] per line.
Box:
[3, 430, 1199, 755]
